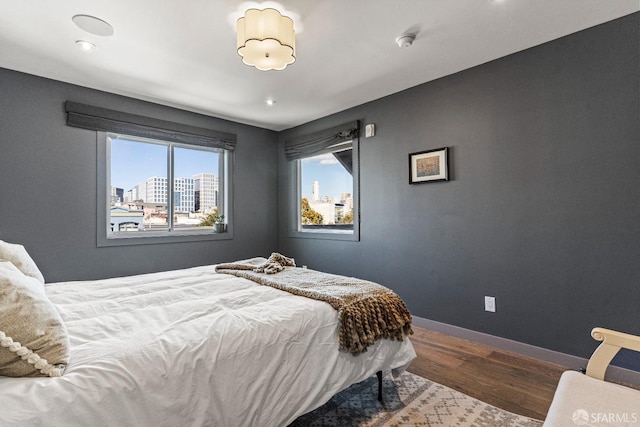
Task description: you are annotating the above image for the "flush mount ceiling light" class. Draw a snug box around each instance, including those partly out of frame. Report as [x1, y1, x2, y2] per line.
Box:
[236, 8, 295, 71]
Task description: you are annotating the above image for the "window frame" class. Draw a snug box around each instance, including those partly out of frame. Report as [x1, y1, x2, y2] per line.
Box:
[97, 131, 234, 247]
[288, 137, 360, 241]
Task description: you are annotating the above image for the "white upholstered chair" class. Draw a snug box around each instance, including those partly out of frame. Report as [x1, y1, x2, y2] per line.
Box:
[543, 327, 640, 426]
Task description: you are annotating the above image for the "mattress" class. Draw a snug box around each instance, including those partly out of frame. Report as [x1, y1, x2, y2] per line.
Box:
[0, 265, 416, 426]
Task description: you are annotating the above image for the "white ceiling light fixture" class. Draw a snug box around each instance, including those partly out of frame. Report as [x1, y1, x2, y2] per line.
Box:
[236, 8, 295, 71]
[76, 40, 96, 52]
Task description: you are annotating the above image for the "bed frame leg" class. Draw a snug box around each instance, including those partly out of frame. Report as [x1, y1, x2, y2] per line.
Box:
[376, 370, 383, 403]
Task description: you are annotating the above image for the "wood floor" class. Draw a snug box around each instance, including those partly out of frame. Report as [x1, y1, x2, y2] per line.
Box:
[406, 326, 568, 421]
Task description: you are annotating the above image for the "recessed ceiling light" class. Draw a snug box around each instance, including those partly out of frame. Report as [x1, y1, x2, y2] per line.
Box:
[72, 14, 114, 36]
[265, 99, 276, 106]
[76, 40, 96, 52]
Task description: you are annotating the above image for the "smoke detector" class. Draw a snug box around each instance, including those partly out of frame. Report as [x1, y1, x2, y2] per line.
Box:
[396, 34, 415, 48]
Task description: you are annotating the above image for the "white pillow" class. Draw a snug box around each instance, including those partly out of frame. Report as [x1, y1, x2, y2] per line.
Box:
[0, 240, 45, 284]
[0, 261, 69, 377]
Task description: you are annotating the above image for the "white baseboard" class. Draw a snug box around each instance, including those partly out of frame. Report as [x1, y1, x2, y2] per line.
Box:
[411, 316, 640, 387]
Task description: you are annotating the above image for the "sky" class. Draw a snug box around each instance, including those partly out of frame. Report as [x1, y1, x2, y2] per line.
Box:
[110, 138, 219, 191]
[301, 153, 352, 201]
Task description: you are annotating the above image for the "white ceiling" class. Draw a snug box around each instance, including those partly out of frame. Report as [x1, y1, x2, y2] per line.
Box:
[1, 1, 638, 131]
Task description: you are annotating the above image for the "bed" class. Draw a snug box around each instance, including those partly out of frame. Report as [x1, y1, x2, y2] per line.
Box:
[0, 247, 416, 427]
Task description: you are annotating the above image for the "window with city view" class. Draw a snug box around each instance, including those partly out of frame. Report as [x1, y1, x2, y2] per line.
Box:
[297, 142, 356, 235]
[108, 134, 225, 236]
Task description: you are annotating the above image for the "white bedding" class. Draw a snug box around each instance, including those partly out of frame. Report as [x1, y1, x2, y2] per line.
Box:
[0, 265, 416, 427]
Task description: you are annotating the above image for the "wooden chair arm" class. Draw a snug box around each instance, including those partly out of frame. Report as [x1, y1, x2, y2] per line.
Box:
[585, 327, 640, 380]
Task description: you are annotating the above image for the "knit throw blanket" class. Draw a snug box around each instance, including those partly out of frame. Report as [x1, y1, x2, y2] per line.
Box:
[215, 253, 413, 355]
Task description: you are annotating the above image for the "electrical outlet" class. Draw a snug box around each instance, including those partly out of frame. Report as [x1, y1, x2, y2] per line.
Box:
[484, 296, 496, 312]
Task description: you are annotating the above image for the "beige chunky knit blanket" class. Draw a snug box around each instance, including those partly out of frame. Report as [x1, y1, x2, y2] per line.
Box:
[215, 254, 413, 355]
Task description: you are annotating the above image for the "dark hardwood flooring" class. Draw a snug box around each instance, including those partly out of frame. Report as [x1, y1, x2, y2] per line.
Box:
[406, 326, 568, 421]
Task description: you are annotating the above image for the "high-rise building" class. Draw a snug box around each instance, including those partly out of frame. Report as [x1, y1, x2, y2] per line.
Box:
[312, 180, 320, 202]
[144, 177, 167, 203]
[193, 173, 218, 213]
[110, 186, 124, 203]
[122, 176, 208, 212]
[173, 178, 194, 212]
[124, 186, 137, 203]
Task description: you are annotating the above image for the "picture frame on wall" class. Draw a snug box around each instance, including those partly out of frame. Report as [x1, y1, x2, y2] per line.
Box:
[409, 147, 449, 184]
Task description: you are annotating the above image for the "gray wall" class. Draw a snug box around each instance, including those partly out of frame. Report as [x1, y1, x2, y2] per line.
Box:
[0, 69, 279, 282]
[278, 14, 639, 362]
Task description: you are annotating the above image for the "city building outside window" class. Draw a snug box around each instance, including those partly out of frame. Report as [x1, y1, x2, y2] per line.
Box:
[105, 133, 229, 241]
[291, 139, 360, 241]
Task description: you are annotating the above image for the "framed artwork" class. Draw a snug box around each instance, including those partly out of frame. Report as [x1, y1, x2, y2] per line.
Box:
[409, 147, 449, 184]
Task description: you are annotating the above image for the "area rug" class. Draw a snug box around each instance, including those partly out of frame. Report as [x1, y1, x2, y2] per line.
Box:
[289, 371, 543, 427]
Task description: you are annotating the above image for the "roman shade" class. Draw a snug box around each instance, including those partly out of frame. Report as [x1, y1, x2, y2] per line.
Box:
[65, 101, 236, 151]
[284, 121, 359, 161]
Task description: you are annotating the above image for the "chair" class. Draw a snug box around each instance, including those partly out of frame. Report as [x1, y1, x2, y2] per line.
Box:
[543, 327, 640, 426]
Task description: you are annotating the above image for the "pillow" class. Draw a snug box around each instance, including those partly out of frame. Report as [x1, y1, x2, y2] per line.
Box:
[0, 261, 69, 377]
[0, 240, 45, 284]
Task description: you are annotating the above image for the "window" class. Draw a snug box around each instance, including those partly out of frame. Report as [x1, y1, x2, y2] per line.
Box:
[286, 121, 360, 240]
[65, 101, 236, 246]
[107, 134, 226, 237]
[299, 143, 354, 232]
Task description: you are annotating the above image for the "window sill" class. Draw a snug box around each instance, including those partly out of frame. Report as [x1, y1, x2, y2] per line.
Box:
[98, 229, 233, 247]
[288, 228, 358, 241]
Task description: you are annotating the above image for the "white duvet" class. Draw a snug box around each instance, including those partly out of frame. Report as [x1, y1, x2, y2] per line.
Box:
[0, 265, 416, 427]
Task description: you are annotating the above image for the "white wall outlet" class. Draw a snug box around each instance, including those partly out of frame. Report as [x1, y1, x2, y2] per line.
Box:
[484, 296, 496, 312]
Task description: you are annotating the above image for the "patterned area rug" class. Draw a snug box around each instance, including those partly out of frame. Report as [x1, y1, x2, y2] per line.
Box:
[289, 371, 543, 427]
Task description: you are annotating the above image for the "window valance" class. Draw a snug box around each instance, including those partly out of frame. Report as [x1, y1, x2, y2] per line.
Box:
[284, 121, 359, 161]
[65, 101, 236, 151]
